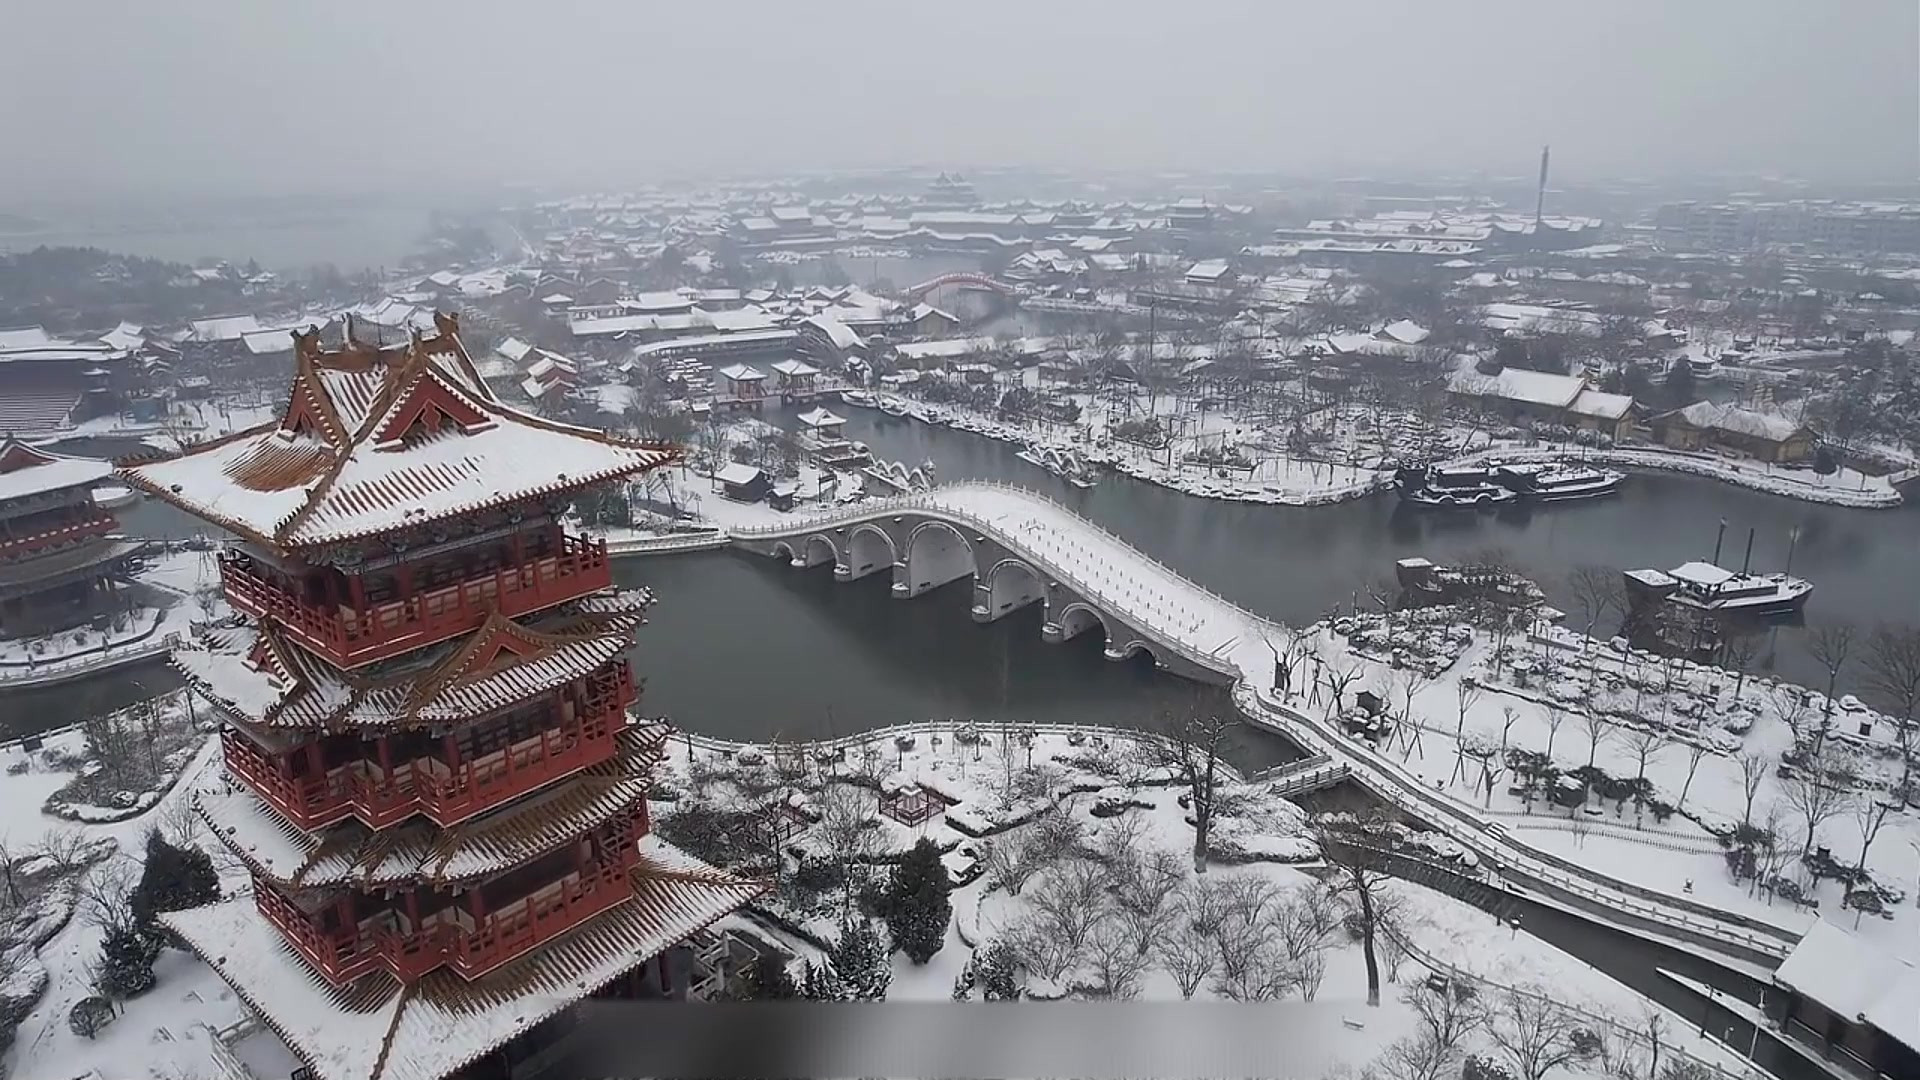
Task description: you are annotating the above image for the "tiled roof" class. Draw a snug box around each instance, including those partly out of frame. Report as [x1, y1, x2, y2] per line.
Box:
[161, 834, 765, 1080]
[202, 722, 670, 886]
[119, 313, 678, 550]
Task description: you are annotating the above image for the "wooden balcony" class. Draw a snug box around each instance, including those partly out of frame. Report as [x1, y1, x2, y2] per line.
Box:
[220, 534, 612, 668]
[254, 842, 642, 985]
[221, 671, 633, 830]
[0, 509, 118, 562]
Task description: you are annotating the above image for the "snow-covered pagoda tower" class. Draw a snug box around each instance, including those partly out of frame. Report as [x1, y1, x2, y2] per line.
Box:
[119, 313, 761, 1080]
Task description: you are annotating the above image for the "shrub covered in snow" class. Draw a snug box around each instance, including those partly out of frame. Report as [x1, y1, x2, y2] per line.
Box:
[66, 995, 115, 1039]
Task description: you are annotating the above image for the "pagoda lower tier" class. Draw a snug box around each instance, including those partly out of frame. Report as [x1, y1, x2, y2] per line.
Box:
[165, 833, 761, 1080]
[205, 723, 669, 985]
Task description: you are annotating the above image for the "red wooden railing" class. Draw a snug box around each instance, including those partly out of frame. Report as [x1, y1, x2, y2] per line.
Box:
[0, 509, 117, 561]
[221, 675, 632, 830]
[220, 534, 612, 668]
[252, 842, 641, 985]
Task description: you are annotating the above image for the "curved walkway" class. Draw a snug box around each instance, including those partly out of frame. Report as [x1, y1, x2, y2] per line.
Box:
[729, 482, 1799, 968]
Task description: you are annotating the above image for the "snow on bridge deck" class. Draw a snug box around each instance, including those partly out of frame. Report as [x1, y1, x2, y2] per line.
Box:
[731, 482, 1282, 678]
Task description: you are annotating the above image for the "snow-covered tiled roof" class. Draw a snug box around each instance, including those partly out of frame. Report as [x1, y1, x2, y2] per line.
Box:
[715, 363, 764, 382]
[162, 834, 764, 1080]
[1566, 387, 1633, 420]
[796, 408, 845, 429]
[202, 724, 670, 886]
[1668, 401, 1806, 443]
[769, 358, 819, 377]
[1448, 364, 1585, 409]
[119, 315, 677, 549]
[190, 314, 264, 343]
[1775, 919, 1920, 1055]
[0, 438, 111, 501]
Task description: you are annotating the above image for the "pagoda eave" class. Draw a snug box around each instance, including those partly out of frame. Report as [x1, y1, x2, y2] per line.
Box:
[161, 837, 766, 1080]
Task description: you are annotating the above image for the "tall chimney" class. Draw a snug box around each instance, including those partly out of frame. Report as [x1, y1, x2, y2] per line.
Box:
[1535, 145, 1551, 228]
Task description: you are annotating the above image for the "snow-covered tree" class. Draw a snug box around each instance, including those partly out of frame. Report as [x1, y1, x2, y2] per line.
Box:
[884, 838, 951, 964]
[132, 829, 219, 942]
[97, 925, 159, 998]
[829, 919, 891, 1000]
[973, 940, 1021, 1001]
[1487, 988, 1585, 1080]
[67, 996, 116, 1040]
[800, 959, 847, 1001]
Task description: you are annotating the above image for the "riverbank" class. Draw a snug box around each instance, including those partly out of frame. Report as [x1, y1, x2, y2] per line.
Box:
[1444, 445, 1905, 509]
[847, 391, 1390, 506]
[844, 389, 1906, 510]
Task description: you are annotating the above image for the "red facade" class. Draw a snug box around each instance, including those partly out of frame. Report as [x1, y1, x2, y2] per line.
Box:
[128, 316, 687, 989]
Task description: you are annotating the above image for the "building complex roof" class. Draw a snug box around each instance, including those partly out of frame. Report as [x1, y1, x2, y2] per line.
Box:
[0, 438, 113, 502]
[1774, 919, 1919, 1056]
[119, 313, 676, 550]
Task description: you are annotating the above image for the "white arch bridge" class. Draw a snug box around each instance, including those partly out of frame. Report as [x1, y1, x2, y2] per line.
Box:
[729, 482, 1279, 684]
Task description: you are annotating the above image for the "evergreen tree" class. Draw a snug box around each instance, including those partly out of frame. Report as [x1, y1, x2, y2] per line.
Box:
[800, 959, 848, 1002]
[97, 926, 158, 998]
[743, 951, 798, 1000]
[884, 838, 952, 964]
[829, 919, 891, 1001]
[131, 830, 219, 941]
[974, 940, 1021, 1001]
[1664, 358, 1697, 408]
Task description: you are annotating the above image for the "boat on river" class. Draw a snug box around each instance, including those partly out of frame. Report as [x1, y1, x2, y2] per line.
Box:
[1491, 462, 1624, 502]
[1624, 560, 1812, 615]
[840, 389, 876, 408]
[1394, 464, 1518, 508]
[878, 398, 911, 419]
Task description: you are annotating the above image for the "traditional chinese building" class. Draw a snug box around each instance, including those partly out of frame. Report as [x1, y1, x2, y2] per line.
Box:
[120, 313, 762, 1080]
[0, 436, 145, 634]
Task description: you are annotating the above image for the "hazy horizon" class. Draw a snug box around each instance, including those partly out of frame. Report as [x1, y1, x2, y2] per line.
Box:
[4, 0, 1916, 205]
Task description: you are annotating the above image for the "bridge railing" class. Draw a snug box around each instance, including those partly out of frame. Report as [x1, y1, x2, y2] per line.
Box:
[733, 485, 1250, 674]
[1236, 683, 1797, 961]
[733, 482, 1282, 666]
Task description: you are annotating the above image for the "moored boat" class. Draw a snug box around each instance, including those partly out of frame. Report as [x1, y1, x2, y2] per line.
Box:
[1624, 560, 1812, 616]
[1492, 462, 1625, 502]
[1395, 464, 1518, 508]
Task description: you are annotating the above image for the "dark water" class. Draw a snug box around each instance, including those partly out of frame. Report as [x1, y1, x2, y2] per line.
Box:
[828, 407, 1920, 695]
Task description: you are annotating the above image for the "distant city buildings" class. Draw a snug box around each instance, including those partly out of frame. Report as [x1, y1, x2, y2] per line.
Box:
[1654, 199, 1920, 255]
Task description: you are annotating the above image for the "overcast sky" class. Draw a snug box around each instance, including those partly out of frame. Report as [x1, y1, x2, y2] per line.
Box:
[4, 0, 1914, 203]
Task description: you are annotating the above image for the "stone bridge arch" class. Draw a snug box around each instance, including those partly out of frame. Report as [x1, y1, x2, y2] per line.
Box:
[1048, 601, 1110, 646]
[797, 534, 839, 570]
[842, 524, 897, 581]
[973, 557, 1048, 623]
[898, 519, 974, 598]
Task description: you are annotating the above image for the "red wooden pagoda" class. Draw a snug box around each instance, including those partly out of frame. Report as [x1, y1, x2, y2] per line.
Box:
[121, 313, 761, 1080]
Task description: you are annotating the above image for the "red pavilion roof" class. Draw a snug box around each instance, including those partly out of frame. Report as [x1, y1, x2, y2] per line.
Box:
[118, 313, 677, 550]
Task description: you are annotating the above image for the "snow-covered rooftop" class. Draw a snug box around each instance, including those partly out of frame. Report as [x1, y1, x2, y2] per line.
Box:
[1567, 387, 1634, 421]
[796, 407, 845, 429]
[1668, 401, 1806, 443]
[715, 463, 764, 486]
[120, 315, 676, 549]
[1775, 919, 1920, 1054]
[0, 438, 112, 501]
[1448, 364, 1586, 409]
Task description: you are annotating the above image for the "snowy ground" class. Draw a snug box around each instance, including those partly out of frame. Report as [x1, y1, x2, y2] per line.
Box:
[661, 720, 1760, 1080]
[1310, 622, 1920, 966]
